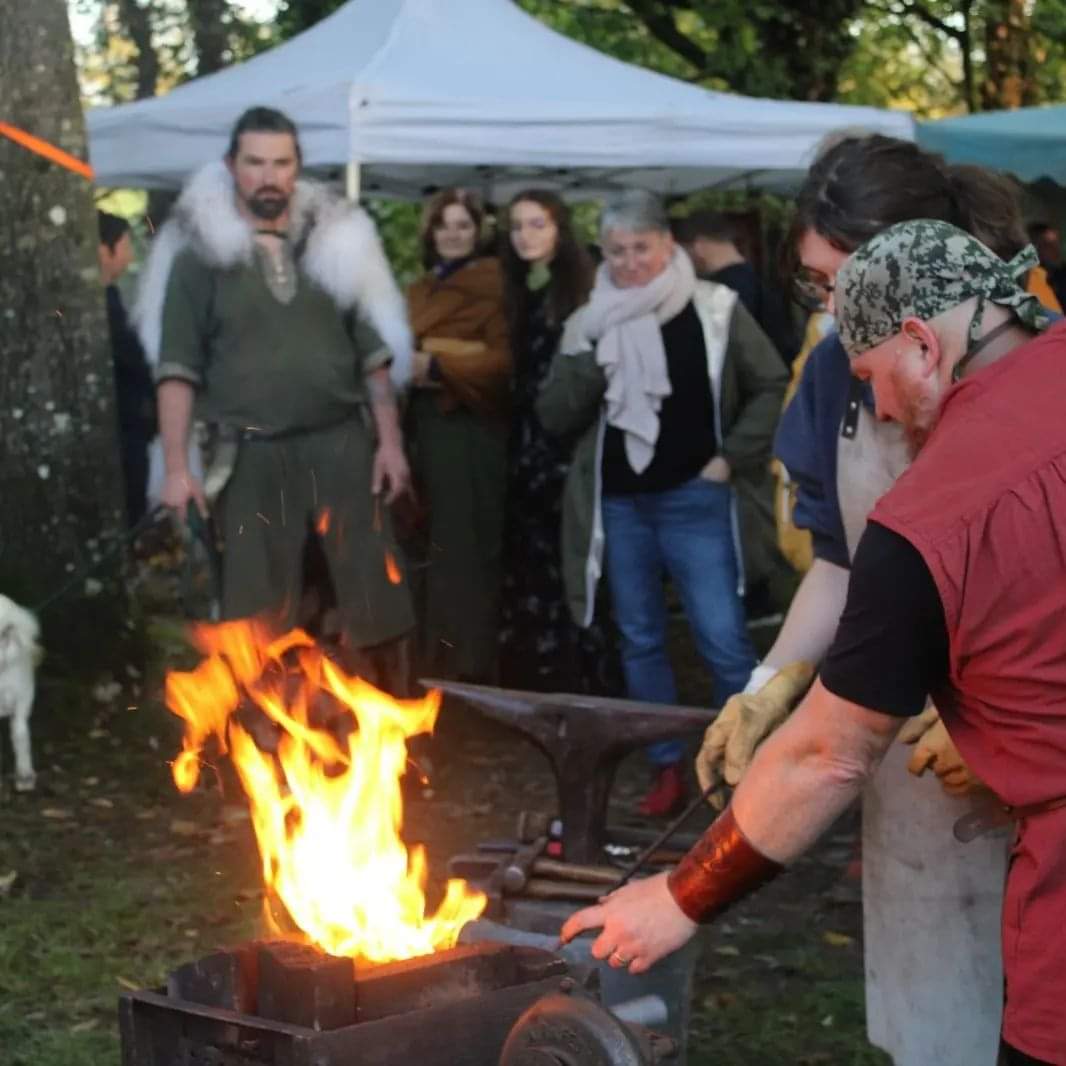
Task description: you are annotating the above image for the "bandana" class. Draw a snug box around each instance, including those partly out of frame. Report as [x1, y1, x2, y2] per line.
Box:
[836, 219, 1052, 366]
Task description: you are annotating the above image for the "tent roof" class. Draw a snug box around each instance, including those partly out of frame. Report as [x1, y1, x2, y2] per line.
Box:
[87, 0, 915, 196]
[917, 105, 1066, 184]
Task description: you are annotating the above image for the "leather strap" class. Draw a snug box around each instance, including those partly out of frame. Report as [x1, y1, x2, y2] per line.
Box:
[954, 793, 1066, 843]
[667, 805, 783, 924]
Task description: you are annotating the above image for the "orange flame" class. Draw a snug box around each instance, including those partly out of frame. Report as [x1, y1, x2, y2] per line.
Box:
[315, 508, 331, 536]
[165, 620, 485, 961]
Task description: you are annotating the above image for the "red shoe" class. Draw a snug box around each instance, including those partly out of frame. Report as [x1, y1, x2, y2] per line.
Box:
[638, 764, 688, 817]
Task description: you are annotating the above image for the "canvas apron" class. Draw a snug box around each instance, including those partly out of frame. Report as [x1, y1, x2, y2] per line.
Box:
[836, 396, 1009, 1066]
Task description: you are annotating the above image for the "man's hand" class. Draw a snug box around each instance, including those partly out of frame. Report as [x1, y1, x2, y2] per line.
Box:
[160, 469, 207, 519]
[903, 713, 987, 797]
[559, 872, 698, 975]
[696, 662, 815, 807]
[372, 441, 411, 505]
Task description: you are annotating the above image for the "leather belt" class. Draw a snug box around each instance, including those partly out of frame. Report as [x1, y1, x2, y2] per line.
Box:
[238, 411, 356, 443]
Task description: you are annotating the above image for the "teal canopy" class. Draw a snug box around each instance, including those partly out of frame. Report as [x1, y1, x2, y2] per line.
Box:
[917, 105, 1066, 183]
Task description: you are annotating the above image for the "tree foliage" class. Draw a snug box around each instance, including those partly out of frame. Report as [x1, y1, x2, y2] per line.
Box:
[517, 0, 867, 103]
[269, 0, 1065, 115]
[72, 0, 274, 104]
[71, 0, 1066, 116]
[839, 0, 1066, 114]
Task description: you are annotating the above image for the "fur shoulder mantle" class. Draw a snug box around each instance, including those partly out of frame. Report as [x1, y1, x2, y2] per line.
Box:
[133, 161, 412, 387]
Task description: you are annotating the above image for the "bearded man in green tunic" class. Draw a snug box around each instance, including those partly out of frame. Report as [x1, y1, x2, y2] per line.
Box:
[135, 107, 415, 681]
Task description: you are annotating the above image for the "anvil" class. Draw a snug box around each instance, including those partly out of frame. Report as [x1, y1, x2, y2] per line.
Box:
[423, 680, 715, 864]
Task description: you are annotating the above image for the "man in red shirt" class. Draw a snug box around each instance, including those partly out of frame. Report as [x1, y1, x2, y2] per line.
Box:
[561, 220, 1065, 1065]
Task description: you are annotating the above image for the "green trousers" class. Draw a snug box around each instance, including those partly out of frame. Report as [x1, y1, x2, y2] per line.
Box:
[408, 393, 506, 681]
[217, 418, 413, 649]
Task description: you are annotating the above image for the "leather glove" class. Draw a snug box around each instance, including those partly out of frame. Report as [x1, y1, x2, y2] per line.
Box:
[902, 711, 988, 797]
[896, 703, 939, 744]
[696, 661, 816, 808]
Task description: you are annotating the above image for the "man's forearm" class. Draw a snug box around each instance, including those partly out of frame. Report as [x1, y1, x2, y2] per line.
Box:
[158, 380, 195, 474]
[731, 679, 901, 863]
[761, 559, 851, 672]
[367, 366, 402, 448]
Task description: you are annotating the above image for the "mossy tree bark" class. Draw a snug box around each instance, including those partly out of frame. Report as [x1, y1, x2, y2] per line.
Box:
[0, 0, 130, 665]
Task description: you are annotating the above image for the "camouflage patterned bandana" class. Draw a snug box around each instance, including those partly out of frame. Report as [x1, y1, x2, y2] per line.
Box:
[836, 219, 1052, 372]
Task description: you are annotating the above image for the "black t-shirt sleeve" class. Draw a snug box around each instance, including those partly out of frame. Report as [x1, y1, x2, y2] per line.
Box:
[820, 520, 949, 716]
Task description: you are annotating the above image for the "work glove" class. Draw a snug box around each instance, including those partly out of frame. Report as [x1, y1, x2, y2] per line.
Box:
[696, 661, 816, 808]
[900, 708, 988, 797]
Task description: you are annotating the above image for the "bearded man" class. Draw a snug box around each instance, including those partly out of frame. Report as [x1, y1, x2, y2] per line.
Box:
[561, 220, 1066, 1066]
[137, 106, 415, 680]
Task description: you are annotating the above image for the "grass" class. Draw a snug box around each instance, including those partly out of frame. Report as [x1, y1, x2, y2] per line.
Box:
[0, 609, 887, 1065]
[0, 637, 263, 1066]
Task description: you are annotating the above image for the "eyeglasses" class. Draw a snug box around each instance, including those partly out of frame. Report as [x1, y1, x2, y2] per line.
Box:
[793, 268, 835, 311]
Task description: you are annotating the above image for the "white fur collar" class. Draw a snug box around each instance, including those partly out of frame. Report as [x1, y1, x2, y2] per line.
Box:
[133, 161, 412, 388]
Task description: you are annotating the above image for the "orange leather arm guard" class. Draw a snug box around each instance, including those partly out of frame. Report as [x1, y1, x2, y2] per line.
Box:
[667, 805, 784, 923]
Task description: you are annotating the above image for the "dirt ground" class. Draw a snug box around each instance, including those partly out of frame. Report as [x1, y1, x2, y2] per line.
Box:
[0, 593, 890, 1066]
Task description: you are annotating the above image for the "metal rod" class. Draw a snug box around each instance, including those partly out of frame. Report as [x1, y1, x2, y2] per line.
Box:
[611, 782, 717, 891]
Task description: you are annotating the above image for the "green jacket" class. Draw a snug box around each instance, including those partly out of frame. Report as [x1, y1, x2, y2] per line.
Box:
[535, 281, 788, 627]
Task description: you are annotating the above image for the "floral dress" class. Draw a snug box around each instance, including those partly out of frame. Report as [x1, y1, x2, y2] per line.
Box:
[498, 286, 620, 694]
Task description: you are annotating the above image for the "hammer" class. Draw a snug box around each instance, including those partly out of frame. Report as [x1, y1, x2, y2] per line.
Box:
[450, 852, 624, 890]
[501, 836, 550, 894]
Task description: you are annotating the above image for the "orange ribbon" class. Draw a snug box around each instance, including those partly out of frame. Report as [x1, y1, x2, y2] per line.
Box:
[0, 121, 94, 180]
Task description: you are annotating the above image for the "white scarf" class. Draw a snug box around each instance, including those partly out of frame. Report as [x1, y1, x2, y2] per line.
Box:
[561, 248, 696, 473]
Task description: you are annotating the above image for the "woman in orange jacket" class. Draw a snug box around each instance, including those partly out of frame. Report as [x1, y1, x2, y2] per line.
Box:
[405, 189, 511, 681]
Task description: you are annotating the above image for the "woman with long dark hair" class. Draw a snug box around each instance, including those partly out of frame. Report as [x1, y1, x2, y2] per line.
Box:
[497, 190, 616, 692]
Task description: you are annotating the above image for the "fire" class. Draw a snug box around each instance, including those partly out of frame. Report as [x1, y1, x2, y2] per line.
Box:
[164, 620, 485, 962]
[315, 508, 331, 536]
[384, 550, 402, 585]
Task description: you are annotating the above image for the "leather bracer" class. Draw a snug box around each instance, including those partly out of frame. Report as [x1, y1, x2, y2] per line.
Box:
[667, 805, 783, 924]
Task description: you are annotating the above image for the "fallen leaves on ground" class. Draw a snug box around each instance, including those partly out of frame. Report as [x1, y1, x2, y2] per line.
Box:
[823, 930, 854, 948]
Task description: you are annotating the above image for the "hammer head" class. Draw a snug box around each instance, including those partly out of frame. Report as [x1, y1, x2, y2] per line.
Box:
[501, 836, 549, 894]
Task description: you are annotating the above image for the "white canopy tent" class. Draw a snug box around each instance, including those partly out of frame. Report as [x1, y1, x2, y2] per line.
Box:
[86, 0, 915, 198]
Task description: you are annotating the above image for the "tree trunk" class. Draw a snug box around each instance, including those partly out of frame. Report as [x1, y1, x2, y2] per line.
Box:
[115, 0, 161, 100]
[0, 0, 130, 663]
[981, 0, 1034, 109]
[187, 0, 231, 76]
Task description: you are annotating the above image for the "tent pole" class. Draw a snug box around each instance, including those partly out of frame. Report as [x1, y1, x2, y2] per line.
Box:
[345, 161, 362, 203]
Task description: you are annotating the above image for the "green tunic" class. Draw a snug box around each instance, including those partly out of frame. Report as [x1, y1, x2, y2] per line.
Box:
[158, 247, 391, 432]
[157, 246, 413, 649]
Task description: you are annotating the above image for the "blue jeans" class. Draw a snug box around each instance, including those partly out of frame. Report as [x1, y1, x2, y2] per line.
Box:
[602, 477, 756, 766]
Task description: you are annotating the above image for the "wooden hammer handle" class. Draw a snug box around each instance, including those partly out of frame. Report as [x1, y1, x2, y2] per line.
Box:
[532, 858, 621, 885]
[522, 878, 606, 901]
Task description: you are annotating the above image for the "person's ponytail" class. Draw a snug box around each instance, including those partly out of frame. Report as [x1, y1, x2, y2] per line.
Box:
[945, 164, 1028, 260]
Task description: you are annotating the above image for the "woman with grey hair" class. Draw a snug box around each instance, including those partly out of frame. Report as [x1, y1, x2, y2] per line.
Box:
[536, 190, 787, 815]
